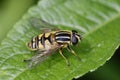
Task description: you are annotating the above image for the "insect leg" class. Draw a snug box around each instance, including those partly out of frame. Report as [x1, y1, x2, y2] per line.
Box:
[59, 48, 70, 66]
[67, 46, 81, 60]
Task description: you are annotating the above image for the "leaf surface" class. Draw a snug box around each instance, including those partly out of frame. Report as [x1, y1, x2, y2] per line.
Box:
[0, 0, 120, 80]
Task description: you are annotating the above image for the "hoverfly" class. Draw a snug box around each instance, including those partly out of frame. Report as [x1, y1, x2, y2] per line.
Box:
[24, 18, 82, 68]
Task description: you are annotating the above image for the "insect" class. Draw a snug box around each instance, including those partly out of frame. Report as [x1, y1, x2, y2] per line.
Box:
[24, 18, 82, 68]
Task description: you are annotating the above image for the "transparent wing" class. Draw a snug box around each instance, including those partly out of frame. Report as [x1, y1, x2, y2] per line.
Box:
[29, 18, 59, 32]
[25, 46, 60, 68]
[26, 52, 49, 68]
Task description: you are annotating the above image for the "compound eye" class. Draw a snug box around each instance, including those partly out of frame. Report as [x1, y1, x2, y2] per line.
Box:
[72, 34, 78, 45]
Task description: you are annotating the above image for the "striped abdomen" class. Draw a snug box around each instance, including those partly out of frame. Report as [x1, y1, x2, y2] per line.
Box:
[28, 32, 54, 50]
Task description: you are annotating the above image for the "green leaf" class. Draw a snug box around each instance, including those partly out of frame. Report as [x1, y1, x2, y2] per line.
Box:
[0, 0, 120, 80]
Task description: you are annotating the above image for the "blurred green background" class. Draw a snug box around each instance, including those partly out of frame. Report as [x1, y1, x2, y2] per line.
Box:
[0, 0, 119, 80]
[0, 0, 38, 42]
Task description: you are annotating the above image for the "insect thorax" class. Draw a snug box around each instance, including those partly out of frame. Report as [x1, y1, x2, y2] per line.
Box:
[55, 31, 71, 45]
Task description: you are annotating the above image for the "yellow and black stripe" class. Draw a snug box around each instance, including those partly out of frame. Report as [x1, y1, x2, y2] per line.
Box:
[28, 30, 81, 50]
[55, 31, 71, 44]
[30, 32, 54, 50]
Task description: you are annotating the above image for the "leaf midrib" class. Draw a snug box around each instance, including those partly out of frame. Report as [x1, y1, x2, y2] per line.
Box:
[84, 12, 120, 37]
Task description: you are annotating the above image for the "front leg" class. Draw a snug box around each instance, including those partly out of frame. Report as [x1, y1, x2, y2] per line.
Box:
[59, 48, 70, 66]
[67, 46, 81, 60]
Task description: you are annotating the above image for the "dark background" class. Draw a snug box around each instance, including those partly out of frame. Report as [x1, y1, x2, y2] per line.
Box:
[74, 46, 120, 80]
